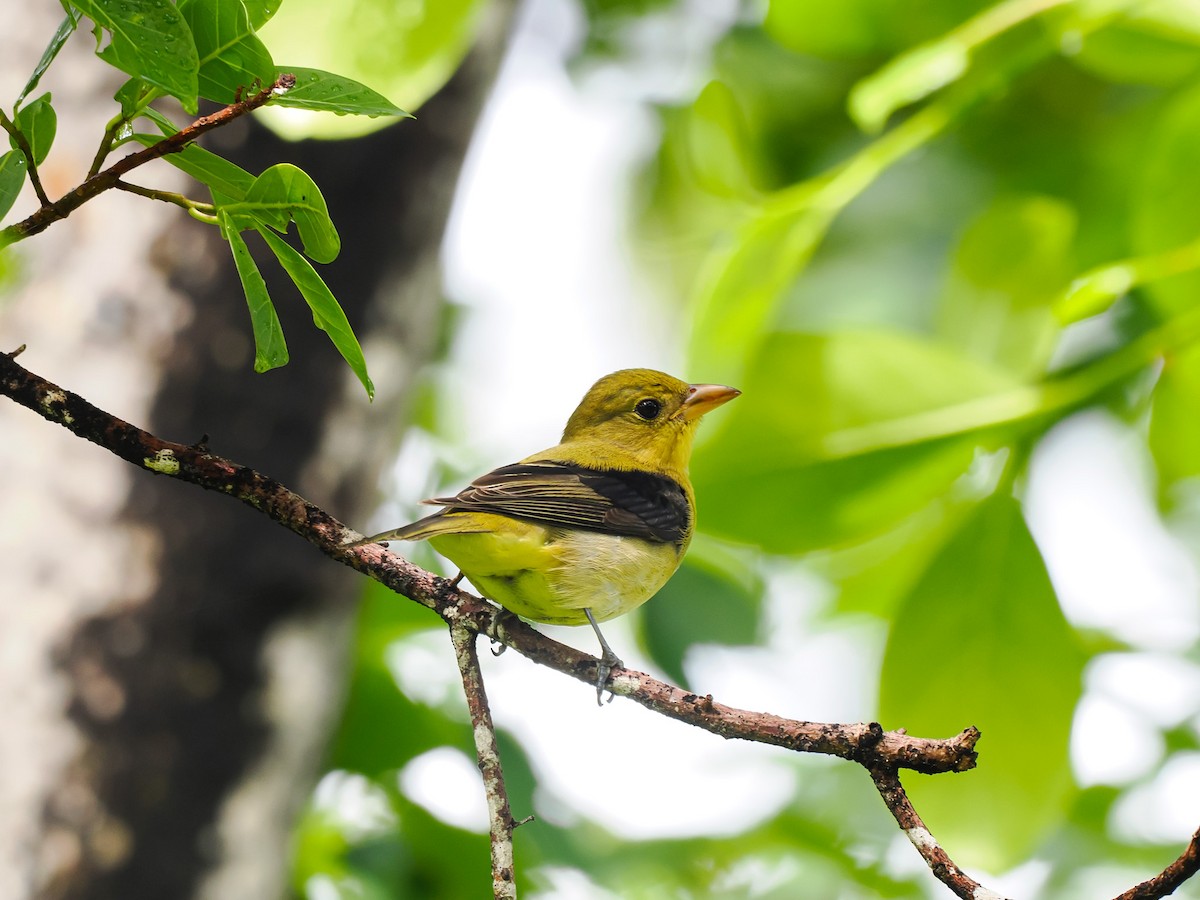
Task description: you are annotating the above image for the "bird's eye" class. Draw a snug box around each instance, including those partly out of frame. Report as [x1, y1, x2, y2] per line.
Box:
[635, 398, 662, 420]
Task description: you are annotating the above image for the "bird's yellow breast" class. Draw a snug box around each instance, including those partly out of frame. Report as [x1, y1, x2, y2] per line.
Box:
[429, 513, 686, 626]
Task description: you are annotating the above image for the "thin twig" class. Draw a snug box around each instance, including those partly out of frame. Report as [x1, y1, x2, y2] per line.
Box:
[4, 349, 1199, 900]
[450, 624, 520, 900]
[1113, 826, 1200, 900]
[870, 766, 1006, 900]
[0, 74, 295, 246]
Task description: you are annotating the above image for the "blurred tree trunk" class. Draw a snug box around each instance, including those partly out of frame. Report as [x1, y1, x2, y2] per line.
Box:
[0, 5, 515, 899]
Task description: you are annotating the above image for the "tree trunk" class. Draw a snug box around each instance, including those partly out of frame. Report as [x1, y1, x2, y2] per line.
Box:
[0, 5, 515, 898]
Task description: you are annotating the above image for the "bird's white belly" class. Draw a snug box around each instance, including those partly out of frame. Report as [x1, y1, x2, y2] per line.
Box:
[435, 523, 686, 627]
[546, 530, 681, 623]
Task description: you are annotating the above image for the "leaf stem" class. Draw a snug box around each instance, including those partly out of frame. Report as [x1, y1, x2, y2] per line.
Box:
[188, 208, 220, 225]
[114, 179, 214, 214]
[90, 85, 163, 178]
[87, 120, 123, 180]
[0, 109, 51, 207]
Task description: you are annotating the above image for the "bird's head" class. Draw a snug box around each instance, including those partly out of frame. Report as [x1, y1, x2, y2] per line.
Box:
[559, 369, 739, 479]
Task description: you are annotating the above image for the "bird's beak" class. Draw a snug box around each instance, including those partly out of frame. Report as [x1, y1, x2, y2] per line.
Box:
[681, 383, 740, 420]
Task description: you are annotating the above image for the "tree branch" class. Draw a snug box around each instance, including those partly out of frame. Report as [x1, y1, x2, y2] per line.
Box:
[0, 74, 295, 247]
[0, 344, 981, 771]
[871, 766, 1007, 900]
[4, 346, 1197, 899]
[1112, 826, 1200, 900]
[450, 624, 524, 900]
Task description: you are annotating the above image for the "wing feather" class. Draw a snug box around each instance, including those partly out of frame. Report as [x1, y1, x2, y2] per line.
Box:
[429, 462, 690, 544]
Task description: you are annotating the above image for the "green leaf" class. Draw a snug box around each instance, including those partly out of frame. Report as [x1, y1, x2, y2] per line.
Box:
[1053, 234, 1200, 326]
[850, 40, 968, 134]
[938, 195, 1074, 377]
[691, 330, 1017, 553]
[219, 211, 289, 373]
[1053, 261, 1136, 324]
[686, 104, 948, 387]
[253, 0, 485, 138]
[73, 0, 201, 114]
[1150, 346, 1200, 502]
[139, 105, 179, 138]
[687, 200, 832, 387]
[1071, 4, 1200, 86]
[137, 130, 339, 270]
[113, 78, 152, 119]
[17, 8, 81, 108]
[880, 494, 1084, 870]
[12, 94, 57, 166]
[270, 67, 411, 118]
[243, 0, 282, 29]
[0, 152, 29, 223]
[255, 226, 374, 398]
[179, 0, 276, 104]
[682, 80, 758, 199]
[816, 500, 965, 618]
[236, 163, 340, 262]
[132, 131, 256, 199]
[640, 547, 762, 687]
[1134, 82, 1200, 315]
[763, 0, 898, 58]
[846, 0, 1102, 133]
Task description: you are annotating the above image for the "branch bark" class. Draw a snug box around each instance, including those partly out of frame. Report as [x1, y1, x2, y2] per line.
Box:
[871, 766, 1007, 900]
[450, 624, 522, 900]
[1112, 826, 1200, 900]
[4, 346, 1197, 900]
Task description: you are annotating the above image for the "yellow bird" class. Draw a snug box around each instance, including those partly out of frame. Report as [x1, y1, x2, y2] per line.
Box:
[357, 369, 739, 702]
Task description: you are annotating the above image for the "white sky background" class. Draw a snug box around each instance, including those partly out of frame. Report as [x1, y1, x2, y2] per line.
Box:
[376, 0, 1200, 895]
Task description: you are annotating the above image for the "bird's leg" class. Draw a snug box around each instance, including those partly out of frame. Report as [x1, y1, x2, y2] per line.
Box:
[584, 608, 622, 706]
[435, 570, 466, 606]
[490, 609, 518, 657]
[438, 571, 509, 656]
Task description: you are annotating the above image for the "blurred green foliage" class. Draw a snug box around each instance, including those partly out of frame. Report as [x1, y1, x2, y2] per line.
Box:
[257, 0, 488, 138]
[294, 0, 1200, 896]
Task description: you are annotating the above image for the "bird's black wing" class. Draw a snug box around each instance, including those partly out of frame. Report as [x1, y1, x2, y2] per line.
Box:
[428, 462, 690, 545]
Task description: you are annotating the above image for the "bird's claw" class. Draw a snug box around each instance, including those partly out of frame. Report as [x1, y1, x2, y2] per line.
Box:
[491, 608, 518, 656]
[583, 607, 622, 706]
[594, 650, 622, 706]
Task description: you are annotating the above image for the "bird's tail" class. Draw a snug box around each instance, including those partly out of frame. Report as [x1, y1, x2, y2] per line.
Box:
[350, 509, 488, 546]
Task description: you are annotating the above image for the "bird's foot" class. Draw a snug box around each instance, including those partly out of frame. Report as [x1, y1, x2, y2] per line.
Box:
[594, 647, 622, 706]
[584, 608, 621, 706]
[490, 609, 518, 657]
